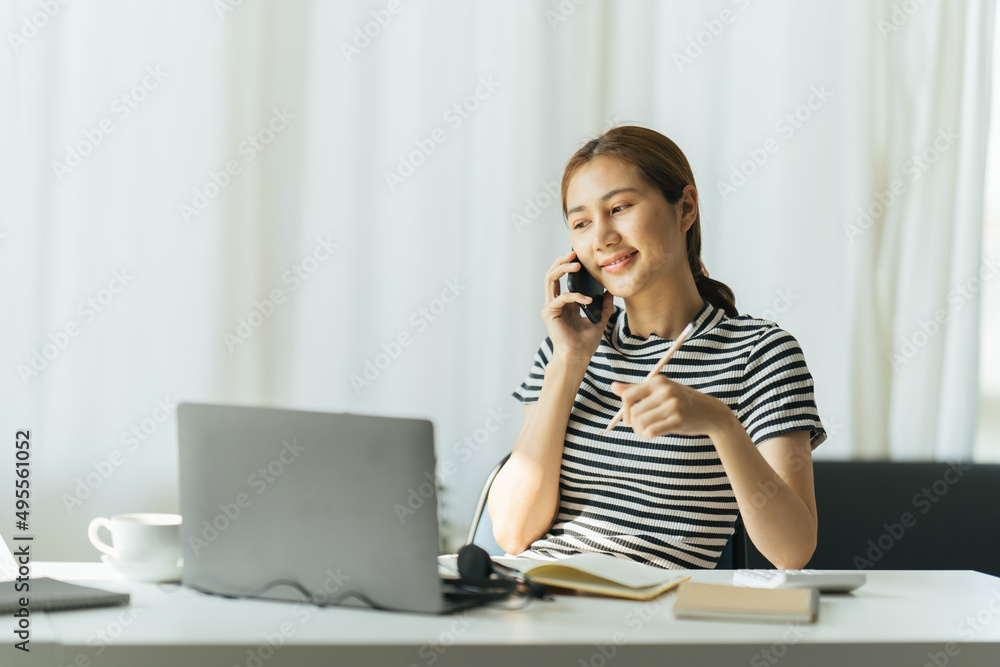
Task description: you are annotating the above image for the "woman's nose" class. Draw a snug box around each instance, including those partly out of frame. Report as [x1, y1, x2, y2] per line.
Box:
[593, 214, 621, 246]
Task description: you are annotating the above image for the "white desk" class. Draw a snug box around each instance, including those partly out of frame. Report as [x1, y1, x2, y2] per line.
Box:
[4, 562, 1000, 666]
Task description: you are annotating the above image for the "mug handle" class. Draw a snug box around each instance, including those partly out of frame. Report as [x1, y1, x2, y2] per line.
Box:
[87, 517, 117, 559]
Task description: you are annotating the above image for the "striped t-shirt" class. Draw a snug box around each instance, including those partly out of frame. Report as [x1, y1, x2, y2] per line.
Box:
[510, 299, 826, 569]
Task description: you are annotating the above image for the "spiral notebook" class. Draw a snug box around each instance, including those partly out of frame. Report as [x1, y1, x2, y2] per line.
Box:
[0, 577, 130, 613]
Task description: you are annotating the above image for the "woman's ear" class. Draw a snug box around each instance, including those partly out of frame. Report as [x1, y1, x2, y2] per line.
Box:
[678, 185, 698, 232]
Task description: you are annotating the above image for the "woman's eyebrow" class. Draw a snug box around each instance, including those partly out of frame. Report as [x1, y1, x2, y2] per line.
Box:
[566, 187, 640, 215]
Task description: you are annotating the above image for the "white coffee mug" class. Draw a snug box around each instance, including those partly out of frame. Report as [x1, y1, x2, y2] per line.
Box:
[87, 513, 182, 565]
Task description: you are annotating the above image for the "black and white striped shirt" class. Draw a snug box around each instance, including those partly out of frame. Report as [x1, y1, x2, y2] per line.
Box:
[510, 299, 826, 569]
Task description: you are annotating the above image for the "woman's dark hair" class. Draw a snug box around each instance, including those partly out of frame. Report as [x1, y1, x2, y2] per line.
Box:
[560, 125, 738, 318]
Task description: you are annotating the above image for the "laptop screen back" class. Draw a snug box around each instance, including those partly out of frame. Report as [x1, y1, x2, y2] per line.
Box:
[177, 403, 445, 613]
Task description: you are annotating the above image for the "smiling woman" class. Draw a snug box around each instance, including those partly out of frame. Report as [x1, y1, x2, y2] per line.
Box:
[487, 126, 828, 570]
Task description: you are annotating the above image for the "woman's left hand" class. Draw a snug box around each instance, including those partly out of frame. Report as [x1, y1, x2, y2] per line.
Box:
[610, 376, 731, 440]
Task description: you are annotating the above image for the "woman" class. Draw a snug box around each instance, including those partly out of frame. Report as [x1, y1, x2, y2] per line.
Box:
[487, 126, 826, 570]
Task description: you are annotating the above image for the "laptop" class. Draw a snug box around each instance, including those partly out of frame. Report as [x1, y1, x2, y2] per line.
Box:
[176, 402, 489, 614]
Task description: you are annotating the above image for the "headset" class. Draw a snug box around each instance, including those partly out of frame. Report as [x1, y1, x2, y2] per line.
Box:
[446, 544, 551, 604]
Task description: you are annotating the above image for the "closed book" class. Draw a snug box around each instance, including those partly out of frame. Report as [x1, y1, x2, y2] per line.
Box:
[672, 581, 818, 623]
[0, 577, 130, 613]
[441, 553, 690, 600]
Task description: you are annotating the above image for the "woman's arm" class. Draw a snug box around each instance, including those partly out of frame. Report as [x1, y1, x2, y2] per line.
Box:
[610, 376, 818, 569]
[708, 417, 818, 570]
[487, 352, 590, 555]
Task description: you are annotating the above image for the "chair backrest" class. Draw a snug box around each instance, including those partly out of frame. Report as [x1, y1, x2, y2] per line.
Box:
[466, 453, 511, 556]
[717, 514, 748, 570]
[744, 461, 1000, 577]
[466, 452, 749, 567]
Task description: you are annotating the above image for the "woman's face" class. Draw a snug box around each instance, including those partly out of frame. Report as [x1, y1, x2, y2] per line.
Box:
[565, 155, 695, 298]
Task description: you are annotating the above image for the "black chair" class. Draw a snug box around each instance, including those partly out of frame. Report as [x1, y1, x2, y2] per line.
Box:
[717, 513, 748, 570]
[466, 452, 748, 569]
[744, 461, 1000, 577]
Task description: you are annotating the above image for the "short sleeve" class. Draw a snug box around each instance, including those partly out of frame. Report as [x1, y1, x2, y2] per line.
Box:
[511, 336, 554, 404]
[738, 327, 827, 450]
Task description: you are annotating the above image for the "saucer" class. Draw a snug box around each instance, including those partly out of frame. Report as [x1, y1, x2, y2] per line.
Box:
[101, 555, 182, 583]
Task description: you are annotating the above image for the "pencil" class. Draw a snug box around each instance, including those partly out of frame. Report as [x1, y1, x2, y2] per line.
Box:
[602, 320, 695, 434]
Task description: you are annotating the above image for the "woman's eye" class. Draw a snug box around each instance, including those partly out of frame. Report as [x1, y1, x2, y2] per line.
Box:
[574, 206, 628, 228]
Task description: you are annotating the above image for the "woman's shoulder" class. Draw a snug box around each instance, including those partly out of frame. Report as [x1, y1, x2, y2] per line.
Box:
[709, 308, 809, 358]
[720, 307, 779, 330]
[717, 307, 786, 336]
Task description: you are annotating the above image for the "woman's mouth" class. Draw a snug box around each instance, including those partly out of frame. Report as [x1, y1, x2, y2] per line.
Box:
[602, 251, 638, 273]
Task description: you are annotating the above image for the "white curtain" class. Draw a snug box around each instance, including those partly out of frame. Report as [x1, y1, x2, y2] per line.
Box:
[0, 0, 993, 561]
[850, 0, 996, 460]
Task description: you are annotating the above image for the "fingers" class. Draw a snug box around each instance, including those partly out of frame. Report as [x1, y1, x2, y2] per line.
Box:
[545, 251, 578, 278]
[611, 381, 632, 425]
[631, 403, 672, 438]
[542, 291, 592, 317]
[613, 380, 656, 427]
[544, 251, 581, 303]
[601, 291, 614, 319]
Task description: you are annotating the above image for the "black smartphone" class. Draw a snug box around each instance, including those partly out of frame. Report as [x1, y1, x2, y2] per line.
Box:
[566, 253, 607, 324]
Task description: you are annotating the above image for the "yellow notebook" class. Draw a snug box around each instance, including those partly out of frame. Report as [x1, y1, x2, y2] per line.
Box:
[672, 581, 819, 623]
[440, 553, 689, 600]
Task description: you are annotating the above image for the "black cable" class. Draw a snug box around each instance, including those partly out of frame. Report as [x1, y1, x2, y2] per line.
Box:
[190, 579, 405, 611]
[188, 577, 539, 613]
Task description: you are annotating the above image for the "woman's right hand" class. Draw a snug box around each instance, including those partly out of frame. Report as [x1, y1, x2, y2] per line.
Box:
[542, 250, 615, 363]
